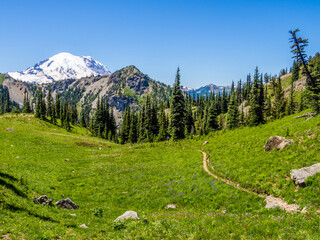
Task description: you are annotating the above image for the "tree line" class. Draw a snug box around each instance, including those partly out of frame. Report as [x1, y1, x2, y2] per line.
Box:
[119, 29, 320, 144]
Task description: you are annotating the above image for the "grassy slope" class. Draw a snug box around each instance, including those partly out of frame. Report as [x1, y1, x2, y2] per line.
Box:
[0, 113, 320, 239]
[188, 110, 320, 208]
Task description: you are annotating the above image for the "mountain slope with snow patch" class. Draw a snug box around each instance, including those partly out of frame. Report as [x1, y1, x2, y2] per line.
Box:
[8, 52, 111, 84]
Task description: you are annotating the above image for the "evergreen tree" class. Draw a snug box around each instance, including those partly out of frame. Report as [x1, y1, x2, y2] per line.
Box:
[245, 74, 252, 100]
[60, 101, 65, 127]
[129, 112, 138, 143]
[0, 92, 4, 114]
[139, 105, 146, 141]
[150, 102, 159, 138]
[258, 73, 265, 122]
[71, 105, 78, 125]
[289, 29, 320, 113]
[221, 88, 228, 113]
[157, 104, 167, 141]
[170, 68, 185, 141]
[236, 79, 242, 104]
[207, 100, 218, 130]
[5, 90, 10, 113]
[144, 96, 152, 140]
[292, 60, 300, 82]
[55, 93, 61, 119]
[109, 107, 117, 140]
[35, 88, 43, 118]
[274, 77, 286, 119]
[22, 91, 31, 113]
[184, 98, 194, 135]
[64, 101, 71, 131]
[227, 90, 239, 129]
[80, 109, 87, 127]
[51, 103, 56, 125]
[41, 89, 47, 120]
[249, 67, 264, 125]
[93, 97, 104, 137]
[47, 86, 53, 118]
[120, 105, 131, 144]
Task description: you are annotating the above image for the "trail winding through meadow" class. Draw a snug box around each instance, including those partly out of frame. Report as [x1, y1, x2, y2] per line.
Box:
[199, 150, 304, 213]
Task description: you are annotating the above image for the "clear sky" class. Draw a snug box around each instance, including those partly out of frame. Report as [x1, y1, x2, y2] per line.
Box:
[0, 0, 319, 88]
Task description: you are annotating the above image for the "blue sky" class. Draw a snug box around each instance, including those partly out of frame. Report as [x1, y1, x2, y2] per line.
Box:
[0, 0, 319, 87]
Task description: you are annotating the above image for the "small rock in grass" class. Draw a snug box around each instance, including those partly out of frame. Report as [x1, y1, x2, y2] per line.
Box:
[166, 204, 177, 209]
[221, 210, 227, 214]
[55, 198, 79, 210]
[70, 213, 77, 217]
[79, 224, 88, 229]
[114, 211, 139, 221]
[99, 147, 103, 150]
[264, 136, 284, 151]
[65, 159, 70, 162]
[203, 141, 208, 145]
[33, 195, 53, 206]
[277, 139, 294, 150]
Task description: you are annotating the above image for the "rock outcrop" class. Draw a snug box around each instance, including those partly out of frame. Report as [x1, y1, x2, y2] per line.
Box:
[55, 198, 79, 210]
[290, 163, 320, 185]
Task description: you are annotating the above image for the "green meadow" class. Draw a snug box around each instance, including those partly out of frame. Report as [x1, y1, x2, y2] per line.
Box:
[1, 113, 320, 239]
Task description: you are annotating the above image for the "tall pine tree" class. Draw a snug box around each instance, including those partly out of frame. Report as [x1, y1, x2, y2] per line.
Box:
[170, 68, 185, 141]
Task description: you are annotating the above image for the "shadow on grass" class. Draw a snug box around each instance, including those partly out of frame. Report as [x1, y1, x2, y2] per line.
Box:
[4, 203, 60, 224]
[0, 179, 27, 198]
[0, 172, 18, 182]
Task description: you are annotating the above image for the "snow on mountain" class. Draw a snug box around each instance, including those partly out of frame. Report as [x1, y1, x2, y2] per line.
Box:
[8, 52, 111, 84]
[181, 86, 195, 91]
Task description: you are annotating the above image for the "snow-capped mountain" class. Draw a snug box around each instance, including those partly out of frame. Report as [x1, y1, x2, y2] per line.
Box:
[182, 83, 231, 97]
[8, 52, 111, 84]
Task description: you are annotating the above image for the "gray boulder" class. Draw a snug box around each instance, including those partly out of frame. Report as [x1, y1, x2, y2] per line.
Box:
[277, 139, 294, 150]
[114, 211, 139, 221]
[33, 195, 53, 206]
[264, 136, 285, 151]
[290, 163, 320, 185]
[55, 198, 79, 210]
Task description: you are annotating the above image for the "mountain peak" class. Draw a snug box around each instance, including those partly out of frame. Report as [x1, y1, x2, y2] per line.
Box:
[8, 52, 111, 84]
